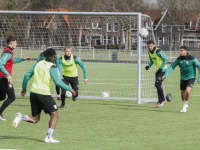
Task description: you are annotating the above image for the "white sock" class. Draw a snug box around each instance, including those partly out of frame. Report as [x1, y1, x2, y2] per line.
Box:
[57, 95, 60, 97]
[47, 128, 54, 139]
[185, 100, 188, 104]
[21, 115, 29, 121]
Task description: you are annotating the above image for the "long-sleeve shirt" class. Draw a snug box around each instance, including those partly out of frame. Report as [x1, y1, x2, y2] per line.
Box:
[148, 47, 168, 73]
[59, 55, 87, 79]
[0, 51, 24, 77]
[23, 52, 61, 82]
[22, 59, 72, 91]
[164, 53, 200, 81]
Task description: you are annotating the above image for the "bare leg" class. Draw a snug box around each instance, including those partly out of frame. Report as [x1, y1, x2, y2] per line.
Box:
[181, 90, 186, 101]
[27, 114, 40, 123]
[48, 111, 59, 129]
[185, 86, 192, 101]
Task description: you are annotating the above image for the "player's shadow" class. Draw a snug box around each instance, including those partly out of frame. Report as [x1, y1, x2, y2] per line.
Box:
[11, 104, 30, 107]
[0, 135, 44, 142]
[80, 102, 177, 113]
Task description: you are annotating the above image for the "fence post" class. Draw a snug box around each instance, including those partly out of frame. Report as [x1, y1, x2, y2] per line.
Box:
[21, 47, 22, 58]
[93, 47, 95, 60]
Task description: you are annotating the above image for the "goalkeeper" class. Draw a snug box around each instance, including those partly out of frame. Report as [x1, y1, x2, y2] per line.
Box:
[162, 46, 200, 113]
[58, 46, 88, 108]
[145, 40, 168, 108]
[23, 45, 62, 100]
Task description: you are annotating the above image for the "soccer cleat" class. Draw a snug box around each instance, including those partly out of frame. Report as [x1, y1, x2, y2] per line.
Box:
[57, 96, 61, 100]
[72, 95, 76, 101]
[59, 104, 65, 108]
[45, 137, 60, 143]
[180, 104, 187, 113]
[0, 114, 6, 121]
[12, 112, 22, 128]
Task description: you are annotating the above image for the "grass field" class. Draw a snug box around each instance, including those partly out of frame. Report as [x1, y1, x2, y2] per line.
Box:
[1, 49, 200, 149]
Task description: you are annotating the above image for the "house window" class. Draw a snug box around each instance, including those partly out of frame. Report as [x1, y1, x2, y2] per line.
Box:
[118, 37, 121, 44]
[131, 22, 135, 29]
[189, 37, 194, 47]
[158, 37, 163, 46]
[114, 23, 118, 32]
[114, 36, 117, 44]
[184, 23, 190, 30]
[162, 24, 167, 33]
[163, 37, 167, 44]
[107, 23, 111, 32]
[108, 36, 111, 43]
[92, 22, 98, 28]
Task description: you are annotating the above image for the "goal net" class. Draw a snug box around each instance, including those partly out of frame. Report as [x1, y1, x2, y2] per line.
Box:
[0, 11, 160, 103]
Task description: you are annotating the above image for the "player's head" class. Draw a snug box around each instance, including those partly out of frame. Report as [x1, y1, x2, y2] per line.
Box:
[46, 45, 52, 49]
[180, 46, 188, 56]
[44, 48, 56, 61]
[147, 40, 155, 51]
[64, 46, 72, 56]
[7, 36, 17, 49]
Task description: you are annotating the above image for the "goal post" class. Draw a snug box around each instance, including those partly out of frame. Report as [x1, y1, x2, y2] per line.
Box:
[0, 10, 160, 103]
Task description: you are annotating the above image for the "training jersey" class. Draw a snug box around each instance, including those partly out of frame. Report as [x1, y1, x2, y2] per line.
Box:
[0, 46, 25, 78]
[22, 59, 72, 93]
[23, 51, 61, 81]
[59, 54, 87, 79]
[148, 47, 168, 73]
[164, 53, 200, 81]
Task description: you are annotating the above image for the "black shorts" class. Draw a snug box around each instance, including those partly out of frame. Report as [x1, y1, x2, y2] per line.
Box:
[180, 78, 195, 90]
[0, 78, 15, 101]
[30, 92, 58, 116]
[61, 76, 79, 97]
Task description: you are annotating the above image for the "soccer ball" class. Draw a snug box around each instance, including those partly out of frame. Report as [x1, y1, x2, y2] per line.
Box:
[102, 91, 110, 97]
[139, 28, 149, 38]
[66, 91, 72, 98]
[166, 93, 172, 102]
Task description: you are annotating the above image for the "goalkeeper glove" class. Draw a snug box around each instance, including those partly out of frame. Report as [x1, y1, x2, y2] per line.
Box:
[145, 66, 149, 70]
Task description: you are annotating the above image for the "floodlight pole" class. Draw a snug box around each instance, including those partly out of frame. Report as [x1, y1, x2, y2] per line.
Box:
[137, 13, 142, 104]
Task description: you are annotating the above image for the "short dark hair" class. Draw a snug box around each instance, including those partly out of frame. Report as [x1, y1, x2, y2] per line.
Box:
[46, 45, 52, 49]
[180, 46, 188, 51]
[44, 48, 56, 58]
[7, 36, 17, 44]
[147, 40, 155, 45]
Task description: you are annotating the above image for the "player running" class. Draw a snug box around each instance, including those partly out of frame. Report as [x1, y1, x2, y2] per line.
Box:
[58, 46, 88, 108]
[0, 36, 31, 120]
[23, 45, 62, 100]
[12, 48, 76, 143]
[162, 46, 200, 113]
[145, 40, 168, 108]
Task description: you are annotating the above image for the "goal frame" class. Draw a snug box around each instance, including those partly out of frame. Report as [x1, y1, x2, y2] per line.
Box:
[0, 10, 155, 104]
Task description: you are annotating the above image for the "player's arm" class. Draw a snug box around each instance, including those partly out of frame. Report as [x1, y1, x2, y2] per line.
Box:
[145, 55, 153, 70]
[49, 65, 75, 95]
[193, 58, 200, 82]
[22, 62, 37, 91]
[163, 59, 179, 79]
[13, 56, 31, 64]
[74, 56, 87, 79]
[56, 56, 62, 77]
[156, 50, 168, 70]
[0, 53, 12, 77]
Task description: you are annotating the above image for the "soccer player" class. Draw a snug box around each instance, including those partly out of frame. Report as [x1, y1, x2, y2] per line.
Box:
[0, 36, 31, 120]
[162, 46, 200, 113]
[58, 46, 88, 108]
[12, 48, 76, 143]
[23, 45, 62, 100]
[145, 40, 168, 108]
